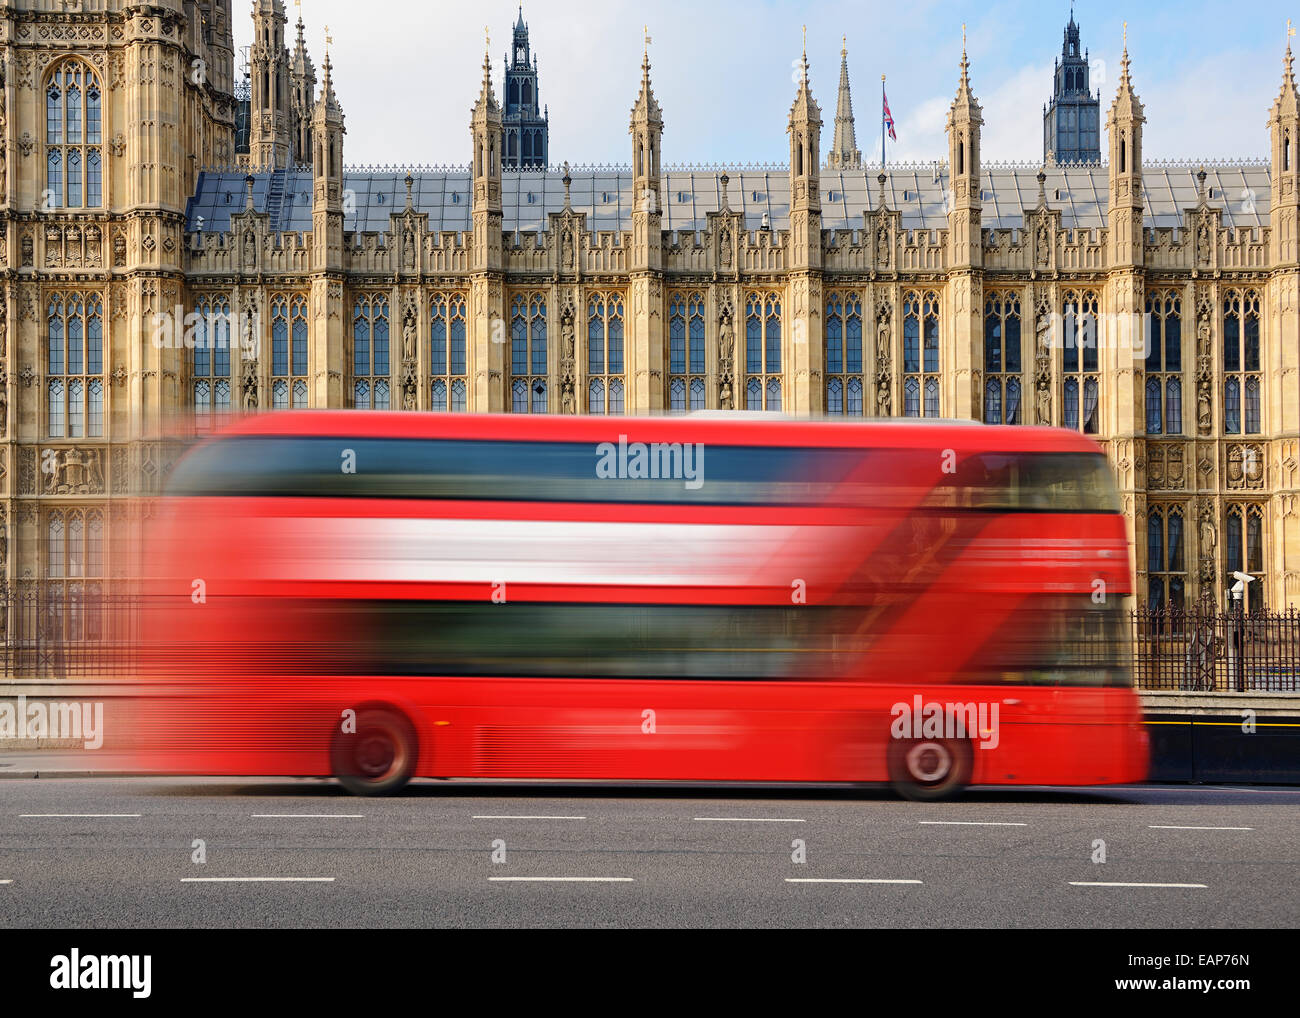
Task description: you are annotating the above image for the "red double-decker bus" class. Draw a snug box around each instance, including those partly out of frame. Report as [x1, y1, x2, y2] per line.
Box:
[130, 411, 1147, 799]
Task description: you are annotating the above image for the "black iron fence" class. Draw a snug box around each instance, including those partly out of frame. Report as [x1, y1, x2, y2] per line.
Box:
[0, 585, 141, 679]
[0, 585, 1297, 691]
[1132, 605, 1300, 692]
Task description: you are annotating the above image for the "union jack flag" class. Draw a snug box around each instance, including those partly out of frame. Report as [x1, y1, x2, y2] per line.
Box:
[883, 89, 897, 141]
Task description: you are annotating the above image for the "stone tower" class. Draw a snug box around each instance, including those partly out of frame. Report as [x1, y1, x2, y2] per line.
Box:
[1043, 9, 1101, 164]
[249, 0, 291, 168]
[946, 30, 984, 420]
[502, 6, 548, 169]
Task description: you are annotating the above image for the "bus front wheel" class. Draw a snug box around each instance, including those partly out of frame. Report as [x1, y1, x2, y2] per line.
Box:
[331, 707, 419, 796]
[886, 737, 973, 802]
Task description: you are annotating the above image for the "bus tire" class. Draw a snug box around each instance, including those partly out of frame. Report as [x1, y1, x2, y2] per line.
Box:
[886, 737, 973, 802]
[331, 706, 418, 796]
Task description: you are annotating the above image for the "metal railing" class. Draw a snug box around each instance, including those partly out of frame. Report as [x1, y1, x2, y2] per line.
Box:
[0, 585, 141, 680]
[0, 586, 1296, 691]
[1132, 605, 1300, 692]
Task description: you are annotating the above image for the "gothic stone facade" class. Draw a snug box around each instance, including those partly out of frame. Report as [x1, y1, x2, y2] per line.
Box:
[3, 0, 1300, 616]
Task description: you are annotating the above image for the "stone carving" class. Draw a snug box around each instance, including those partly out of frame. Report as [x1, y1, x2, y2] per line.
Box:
[18, 447, 35, 495]
[1227, 443, 1265, 490]
[113, 233, 126, 267]
[1196, 217, 1212, 266]
[20, 233, 32, 268]
[242, 358, 259, 410]
[559, 304, 577, 415]
[718, 306, 735, 410]
[1036, 215, 1050, 267]
[719, 226, 731, 269]
[875, 221, 890, 267]
[1034, 295, 1052, 424]
[42, 448, 105, 495]
[242, 229, 256, 271]
[402, 296, 418, 363]
[1195, 295, 1213, 436]
[1198, 502, 1217, 584]
[1147, 444, 1185, 490]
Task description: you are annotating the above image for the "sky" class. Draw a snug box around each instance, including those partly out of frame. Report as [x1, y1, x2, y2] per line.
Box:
[242, 0, 1300, 168]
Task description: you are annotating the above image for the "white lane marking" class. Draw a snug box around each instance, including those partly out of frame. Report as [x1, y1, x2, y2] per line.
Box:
[1069, 881, 1207, 888]
[694, 817, 806, 823]
[250, 814, 365, 818]
[1148, 825, 1253, 831]
[180, 877, 335, 883]
[19, 813, 141, 818]
[918, 821, 1027, 827]
[0, 880, 12, 885]
[786, 878, 922, 885]
[489, 877, 634, 883]
[472, 815, 587, 821]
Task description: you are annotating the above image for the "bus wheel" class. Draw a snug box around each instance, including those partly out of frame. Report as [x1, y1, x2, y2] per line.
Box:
[331, 707, 418, 796]
[886, 737, 973, 802]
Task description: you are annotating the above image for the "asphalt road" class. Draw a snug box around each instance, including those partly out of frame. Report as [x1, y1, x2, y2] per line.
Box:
[0, 778, 1295, 928]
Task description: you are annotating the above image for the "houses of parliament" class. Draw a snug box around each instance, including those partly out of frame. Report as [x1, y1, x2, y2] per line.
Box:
[1, 0, 1298, 616]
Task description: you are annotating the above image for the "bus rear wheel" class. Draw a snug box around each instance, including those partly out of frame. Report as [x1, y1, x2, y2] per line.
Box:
[886, 737, 973, 802]
[331, 707, 418, 796]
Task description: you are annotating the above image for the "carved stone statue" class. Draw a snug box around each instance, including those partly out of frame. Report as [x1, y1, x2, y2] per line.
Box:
[1035, 374, 1051, 425]
[718, 310, 735, 410]
[719, 227, 731, 269]
[1036, 219, 1050, 266]
[1197, 378, 1213, 436]
[402, 362, 418, 411]
[875, 223, 890, 266]
[1196, 219, 1212, 265]
[402, 299, 417, 363]
[876, 319, 890, 371]
[242, 358, 259, 410]
[875, 375, 891, 416]
[1198, 502, 1217, 584]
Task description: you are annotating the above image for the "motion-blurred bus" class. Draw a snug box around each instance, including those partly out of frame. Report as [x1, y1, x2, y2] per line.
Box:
[130, 411, 1147, 798]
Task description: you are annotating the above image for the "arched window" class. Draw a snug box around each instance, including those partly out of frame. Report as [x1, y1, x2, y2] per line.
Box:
[193, 294, 233, 424]
[522, 81, 532, 107]
[983, 293, 1022, 424]
[45, 61, 103, 209]
[1061, 289, 1100, 433]
[1144, 291, 1182, 435]
[825, 292, 863, 416]
[509, 293, 547, 413]
[1146, 505, 1186, 610]
[1223, 290, 1261, 435]
[587, 293, 625, 415]
[430, 294, 468, 412]
[269, 295, 309, 409]
[1225, 504, 1265, 612]
[744, 293, 782, 411]
[668, 293, 706, 412]
[352, 295, 390, 409]
[47, 292, 104, 438]
[903, 291, 941, 418]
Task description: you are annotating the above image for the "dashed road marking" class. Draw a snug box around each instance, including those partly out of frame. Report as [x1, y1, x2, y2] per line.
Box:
[1069, 881, 1207, 889]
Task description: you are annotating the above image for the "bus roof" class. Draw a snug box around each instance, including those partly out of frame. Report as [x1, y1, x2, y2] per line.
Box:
[204, 411, 1106, 456]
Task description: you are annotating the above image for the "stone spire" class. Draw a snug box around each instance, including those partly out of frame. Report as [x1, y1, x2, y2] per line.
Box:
[289, 12, 317, 165]
[1269, 22, 1300, 264]
[1106, 23, 1144, 268]
[827, 37, 862, 170]
[630, 35, 663, 209]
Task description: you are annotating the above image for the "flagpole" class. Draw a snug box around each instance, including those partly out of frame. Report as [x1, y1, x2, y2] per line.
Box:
[881, 74, 887, 168]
